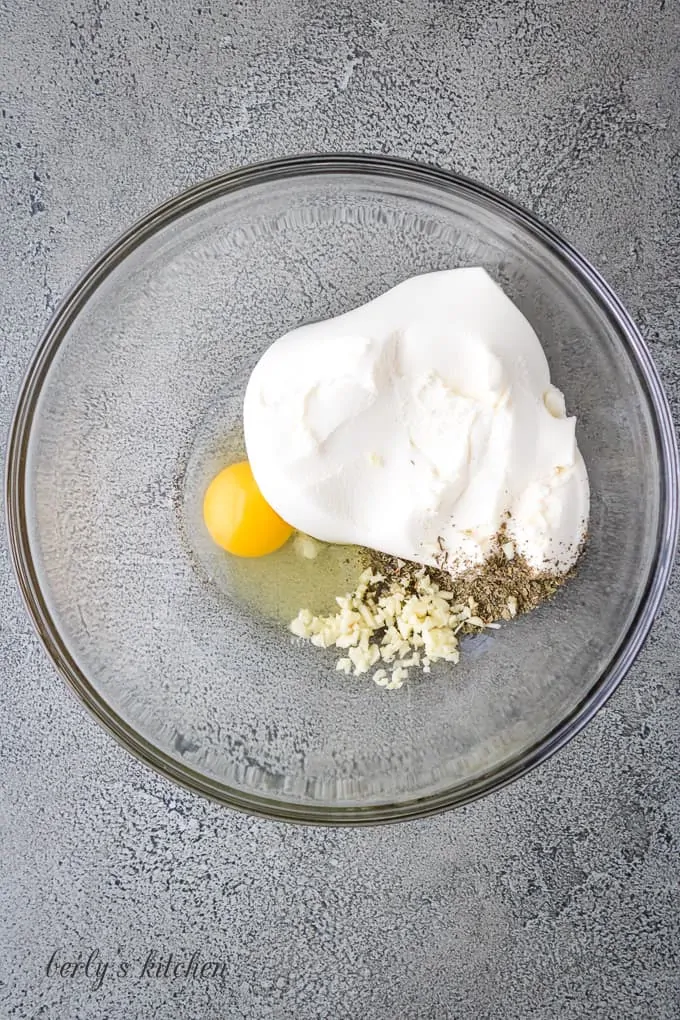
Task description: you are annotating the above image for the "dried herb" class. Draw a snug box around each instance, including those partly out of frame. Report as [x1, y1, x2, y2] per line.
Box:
[369, 528, 585, 627]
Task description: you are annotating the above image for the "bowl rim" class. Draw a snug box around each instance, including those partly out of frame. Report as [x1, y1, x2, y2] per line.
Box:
[6, 153, 679, 825]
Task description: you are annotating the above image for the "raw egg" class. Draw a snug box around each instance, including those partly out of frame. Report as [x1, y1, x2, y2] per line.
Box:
[203, 460, 293, 557]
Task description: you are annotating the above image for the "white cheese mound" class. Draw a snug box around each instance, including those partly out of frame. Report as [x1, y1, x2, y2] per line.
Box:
[290, 567, 491, 691]
[245, 268, 589, 577]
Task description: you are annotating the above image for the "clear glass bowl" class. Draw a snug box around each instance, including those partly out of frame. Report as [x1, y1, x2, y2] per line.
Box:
[6, 155, 678, 824]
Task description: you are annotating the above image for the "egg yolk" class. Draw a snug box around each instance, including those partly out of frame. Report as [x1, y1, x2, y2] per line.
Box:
[203, 461, 293, 557]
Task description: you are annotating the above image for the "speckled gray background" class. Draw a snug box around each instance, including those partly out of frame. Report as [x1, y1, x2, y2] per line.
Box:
[2, 1, 679, 1017]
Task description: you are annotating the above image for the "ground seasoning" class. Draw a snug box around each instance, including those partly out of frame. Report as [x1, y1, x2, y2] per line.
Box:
[369, 526, 583, 627]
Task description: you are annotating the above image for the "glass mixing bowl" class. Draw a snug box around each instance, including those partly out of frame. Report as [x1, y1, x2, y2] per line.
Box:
[7, 155, 678, 824]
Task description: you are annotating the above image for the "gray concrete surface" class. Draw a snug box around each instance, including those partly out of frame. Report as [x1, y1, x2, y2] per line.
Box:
[2, 1, 679, 1017]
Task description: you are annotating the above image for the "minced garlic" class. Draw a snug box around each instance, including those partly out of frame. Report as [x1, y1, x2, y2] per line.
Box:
[290, 567, 491, 690]
[293, 533, 321, 559]
[501, 541, 515, 560]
